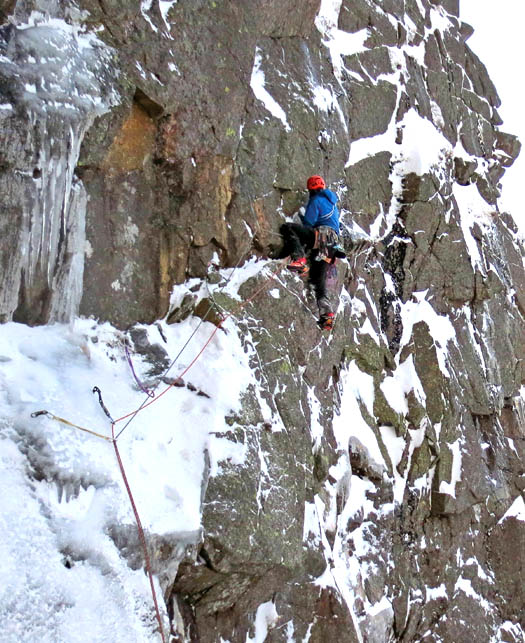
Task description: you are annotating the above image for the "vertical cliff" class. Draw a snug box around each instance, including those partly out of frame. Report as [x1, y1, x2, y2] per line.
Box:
[1, 1, 525, 642]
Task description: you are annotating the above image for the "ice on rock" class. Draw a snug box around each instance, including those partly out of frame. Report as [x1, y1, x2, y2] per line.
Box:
[0, 16, 119, 322]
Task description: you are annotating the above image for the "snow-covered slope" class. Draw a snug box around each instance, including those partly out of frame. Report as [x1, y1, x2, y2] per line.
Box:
[0, 314, 248, 639]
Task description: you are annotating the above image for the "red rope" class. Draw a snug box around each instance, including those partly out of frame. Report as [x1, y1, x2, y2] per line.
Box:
[30, 261, 284, 642]
[110, 261, 287, 641]
[101, 261, 287, 642]
[112, 261, 285, 427]
[114, 322, 223, 424]
[111, 423, 166, 643]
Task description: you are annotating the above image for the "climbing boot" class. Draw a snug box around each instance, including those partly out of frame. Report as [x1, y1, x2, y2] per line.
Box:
[288, 256, 308, 275]
[318, 312, 335, 331]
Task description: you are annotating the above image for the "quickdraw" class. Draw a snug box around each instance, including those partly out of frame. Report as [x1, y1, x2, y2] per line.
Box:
[92, 386, 115, 423]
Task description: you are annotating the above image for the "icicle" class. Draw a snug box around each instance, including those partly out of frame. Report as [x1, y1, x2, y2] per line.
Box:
[0, 16, 120, 322]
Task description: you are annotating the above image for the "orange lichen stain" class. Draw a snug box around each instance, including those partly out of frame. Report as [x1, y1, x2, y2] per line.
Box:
[253, 198, 270, 235]
[159, 115, 179, 163]
[102, 102, 156, 173]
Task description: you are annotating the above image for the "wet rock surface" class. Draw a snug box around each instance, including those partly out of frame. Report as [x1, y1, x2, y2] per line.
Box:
[2, 1, 525, 642]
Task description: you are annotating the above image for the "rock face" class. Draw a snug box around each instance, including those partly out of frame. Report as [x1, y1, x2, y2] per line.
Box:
[2, 1, 525, 642]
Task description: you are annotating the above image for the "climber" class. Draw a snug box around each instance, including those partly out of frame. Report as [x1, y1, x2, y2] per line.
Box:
[278, 175, 345, 332]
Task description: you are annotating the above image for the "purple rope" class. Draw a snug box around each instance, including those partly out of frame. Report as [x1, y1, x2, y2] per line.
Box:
[124, 345, 155, 398]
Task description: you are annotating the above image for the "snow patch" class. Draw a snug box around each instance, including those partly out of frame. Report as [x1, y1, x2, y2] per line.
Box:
[219, 258, 272, 301]
[499, 495, 525, 523]
[496, 622, 525, 643]
[343, 360, 375, 417]
[453, 576, 492, 613]
[453, 182, 495, 271]
[315, 0, 369, 82]
[140, 0, 158, 32]
[349, 108, 451, 173]
[246, 601, 279, 643]
[159, 0, 178, 30]
[380, 355, 426, 416]
[307, 386, 324, 449]
[368, 595, 393, 617]
[399, 290, 456, 377]
[250, 48, 290, 131]
[359, 318, 381, 345]
[430, 4, 454, 33]
[304, 500, 321, 544]
[439, 439, 463, 498]
[311, 85, 337, 112]
[207, 435, 247, 477]
[426, 584, 448, 600]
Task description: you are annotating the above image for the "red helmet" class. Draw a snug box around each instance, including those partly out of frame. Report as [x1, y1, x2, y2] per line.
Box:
[307, 175, 326, 190]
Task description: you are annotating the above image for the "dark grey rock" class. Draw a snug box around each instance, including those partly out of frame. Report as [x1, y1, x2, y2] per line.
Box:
[347, 79, 399, 141]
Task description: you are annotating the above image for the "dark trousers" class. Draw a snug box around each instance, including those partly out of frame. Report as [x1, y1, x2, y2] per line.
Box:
[279, 223, 332, 317]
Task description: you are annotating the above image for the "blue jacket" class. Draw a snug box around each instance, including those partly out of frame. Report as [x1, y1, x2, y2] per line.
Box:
[302, 189, 340, 235]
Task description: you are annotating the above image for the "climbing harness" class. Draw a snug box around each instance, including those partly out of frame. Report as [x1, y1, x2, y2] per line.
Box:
[314, 226, 344, 263]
